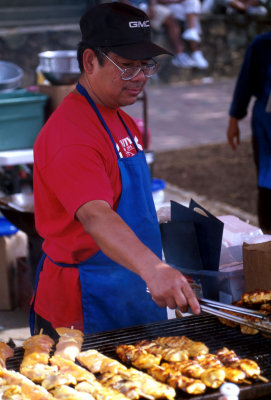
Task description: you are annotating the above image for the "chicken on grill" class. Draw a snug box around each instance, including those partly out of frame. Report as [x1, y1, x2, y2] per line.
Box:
[77, 349, 128, 374]
[75, 379, 131, 400]
[154, 336, 209, 357]
[0, 342, 14, 368]
[51, 384, 95, 400]
[134, 340, 189, 362]
[0, 367, 55, 400]
[241, 291, 271, 306]
[115, 345, 161, 369]
[55, 327, 84, 362]
[146, 363, 206, 394]
[20, 333, 56, 383]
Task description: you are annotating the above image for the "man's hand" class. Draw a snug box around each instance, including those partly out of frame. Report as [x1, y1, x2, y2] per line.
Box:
[142, 262, 201, 315]
[226, 116, 240, 150]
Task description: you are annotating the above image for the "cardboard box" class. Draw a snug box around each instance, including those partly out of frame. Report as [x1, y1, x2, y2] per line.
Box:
[38, 83, 75, 119]
[0, 230, 28, 310]
[243, 241, 271, 292]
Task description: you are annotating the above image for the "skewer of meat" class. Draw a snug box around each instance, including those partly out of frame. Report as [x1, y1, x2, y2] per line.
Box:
[51, 384, 95, 400]
[154, 336, 209, 357]
[146, 363, 206, 394]
[75, 381, 130, 400]
[240, 291, 271, 306]
[20, 331, 57, 383]
[133, 340, 189, 362]
[77, 349, 128, 375]
[50, 355, 132, 400]
[55, 327, 84, 362]
[115, 344, 161, 369]
[149, 360, 225, 391]
[214, 348, 268, 383]
[0, 342, 14, 368]
[0, 367, 56, 399]
[78, 349, 175, 400]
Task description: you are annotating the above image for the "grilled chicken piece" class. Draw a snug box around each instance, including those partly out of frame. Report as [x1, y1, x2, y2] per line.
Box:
[50, 355, 96, 384]
[135, 340, 189, 362]
[75, 380, 131, 400]
[77, 349, 128, 374]
[147, 363, 206, 394]
[55, 327, 84, 361]
[260, 303, 271, 313]
[116, 344, 161, 369]
[99, 372, 143, 399]
[0, 383, 29, 400]
[0, 342, 14, 368]
[20, 333, 55, 371]
[154, 336, 209, 357]
[193, 353, 223, 369]
[230, 359, 261, 380]
[224, 367, 246, 383]
[128, 368, 176, 400]
[200, 366, 226, 388]
[214, 348, 240, 365]
[99, 368, 176, 400]
[42, 371, 77, 391]
[0, 367, 55, 400]
[171, 360, 205, 379]
[241, 291, 271, 306]
[20, 363, 58, 383]
[51, 384, 95, 400]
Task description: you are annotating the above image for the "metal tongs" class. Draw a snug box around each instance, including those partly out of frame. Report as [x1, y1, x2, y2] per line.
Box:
[199, 298, 271, 335]
[176, 298, 271, 335]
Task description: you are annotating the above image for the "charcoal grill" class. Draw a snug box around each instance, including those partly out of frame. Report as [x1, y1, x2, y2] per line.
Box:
[6, 314, 271, 399]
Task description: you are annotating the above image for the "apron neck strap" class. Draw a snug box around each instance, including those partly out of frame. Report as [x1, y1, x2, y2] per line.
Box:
[76, 83, 140, 158]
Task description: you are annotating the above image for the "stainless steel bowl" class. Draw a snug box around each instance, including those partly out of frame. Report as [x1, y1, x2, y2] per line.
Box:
[38, 50, 80, 86]
[0, 61, 23, 92]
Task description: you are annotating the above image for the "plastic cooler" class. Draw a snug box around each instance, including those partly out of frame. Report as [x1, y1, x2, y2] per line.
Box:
[171, 264, 244, 304]
[0, 89, 47, 151]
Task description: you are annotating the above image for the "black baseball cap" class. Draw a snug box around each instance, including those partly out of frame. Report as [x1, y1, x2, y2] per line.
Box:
[80, 2, 173, 60]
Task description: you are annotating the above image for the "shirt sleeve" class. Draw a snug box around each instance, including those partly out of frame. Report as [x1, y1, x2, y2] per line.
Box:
[40, 143, 115, 218]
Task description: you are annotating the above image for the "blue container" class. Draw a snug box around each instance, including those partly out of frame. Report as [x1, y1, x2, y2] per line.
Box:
[0, 89, 47, 151]
[0, 217, 18, 236]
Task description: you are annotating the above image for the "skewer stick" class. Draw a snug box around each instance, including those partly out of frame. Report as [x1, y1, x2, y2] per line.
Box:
[258, 375, 269, 383]
[243, 379, 252, 385]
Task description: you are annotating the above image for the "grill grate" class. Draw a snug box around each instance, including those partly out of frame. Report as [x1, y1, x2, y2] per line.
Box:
[6, 314, 271, 399]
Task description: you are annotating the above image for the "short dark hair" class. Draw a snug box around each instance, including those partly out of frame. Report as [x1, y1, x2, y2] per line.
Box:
[77, 42, 111, 72]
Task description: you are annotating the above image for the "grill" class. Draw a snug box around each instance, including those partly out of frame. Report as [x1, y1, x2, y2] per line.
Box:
[6, 314, 271, 399]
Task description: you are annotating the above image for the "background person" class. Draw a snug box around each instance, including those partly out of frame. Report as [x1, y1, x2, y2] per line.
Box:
[119, 0, 196, 67]
[226, 31, 271, 233]
[31, 2, 200, 339]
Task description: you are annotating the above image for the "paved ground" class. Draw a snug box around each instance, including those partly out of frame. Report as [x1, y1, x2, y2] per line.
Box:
[0, 77, 254, 346]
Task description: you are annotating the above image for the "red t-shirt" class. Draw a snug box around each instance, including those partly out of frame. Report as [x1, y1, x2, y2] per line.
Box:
[33, 92, 143, 330]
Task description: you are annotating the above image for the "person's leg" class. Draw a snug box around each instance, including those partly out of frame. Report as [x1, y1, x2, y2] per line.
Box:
[152, 5, 195, 68]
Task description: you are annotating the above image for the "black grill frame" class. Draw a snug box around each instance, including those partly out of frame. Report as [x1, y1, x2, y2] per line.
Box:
[6, 314, 271, 399]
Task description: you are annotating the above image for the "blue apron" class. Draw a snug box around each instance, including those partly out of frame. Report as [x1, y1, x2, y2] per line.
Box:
[30, 83, 166, 335]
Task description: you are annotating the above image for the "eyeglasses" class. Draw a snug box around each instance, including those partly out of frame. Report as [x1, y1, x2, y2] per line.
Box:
[101, 52, 159, 80]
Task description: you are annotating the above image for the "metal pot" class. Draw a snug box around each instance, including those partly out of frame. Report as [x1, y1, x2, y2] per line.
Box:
[0, 61, 23, 92]
[38, 50, 80, 85]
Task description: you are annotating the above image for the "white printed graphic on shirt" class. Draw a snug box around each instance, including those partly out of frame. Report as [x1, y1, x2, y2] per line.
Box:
[117, 135, 142, 157]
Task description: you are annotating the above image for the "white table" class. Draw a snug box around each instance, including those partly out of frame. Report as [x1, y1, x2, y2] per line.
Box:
[0, 149, 34, 167]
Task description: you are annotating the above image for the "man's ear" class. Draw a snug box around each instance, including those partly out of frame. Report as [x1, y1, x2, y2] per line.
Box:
[82, 48, 96, 74]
